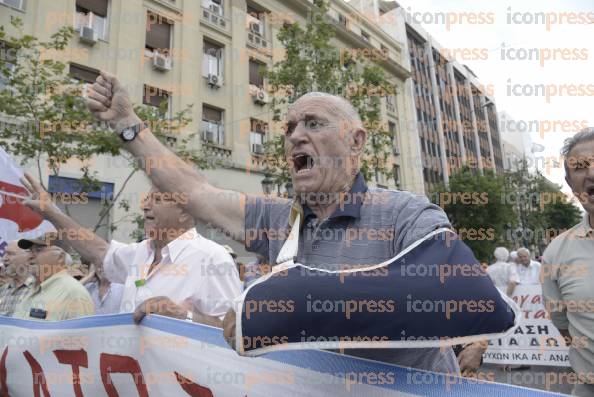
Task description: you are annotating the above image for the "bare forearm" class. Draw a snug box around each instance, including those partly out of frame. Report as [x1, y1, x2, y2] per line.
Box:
[506, 282, 517, 297]
[45, 209, 108, 268]
[125, 125, 246, 241]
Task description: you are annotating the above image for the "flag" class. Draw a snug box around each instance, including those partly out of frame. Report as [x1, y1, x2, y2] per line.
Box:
[235, 228, 520, 356]
[0, 147, 54, 255]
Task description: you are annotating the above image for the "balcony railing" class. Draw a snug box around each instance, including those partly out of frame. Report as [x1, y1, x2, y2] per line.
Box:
[201, 6, 231, 32]
[246, 19, 269, 51]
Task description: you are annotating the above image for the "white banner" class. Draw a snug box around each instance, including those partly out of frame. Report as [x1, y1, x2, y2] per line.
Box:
[483, 284, 570, 367]
[0, 147, 54, 256]
[0, 314, 564, 396]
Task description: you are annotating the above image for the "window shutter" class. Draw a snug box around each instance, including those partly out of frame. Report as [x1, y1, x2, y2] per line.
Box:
[69, 64, 100, 83]
[76, 0, 108, 17]
[146, 14, 171, 50]
[203, 106, 222, 122]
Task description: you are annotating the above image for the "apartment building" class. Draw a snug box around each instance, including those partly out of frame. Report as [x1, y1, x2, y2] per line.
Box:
[0, 0, 418, 255]
[373, 2, 506, 193]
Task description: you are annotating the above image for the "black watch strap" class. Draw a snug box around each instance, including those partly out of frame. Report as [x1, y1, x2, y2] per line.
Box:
[119, 122, 146, 142]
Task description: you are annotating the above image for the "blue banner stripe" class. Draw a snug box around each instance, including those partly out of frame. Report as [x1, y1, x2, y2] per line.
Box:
[0, 315, 566, 396]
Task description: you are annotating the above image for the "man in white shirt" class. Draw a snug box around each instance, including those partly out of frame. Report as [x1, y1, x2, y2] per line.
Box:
[19, 176, 241, 325]
[514, 247, 541, 285]
[486, 246, 520, 297]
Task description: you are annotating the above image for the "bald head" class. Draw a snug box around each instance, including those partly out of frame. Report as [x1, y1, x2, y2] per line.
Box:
[290, 92, 363, 131]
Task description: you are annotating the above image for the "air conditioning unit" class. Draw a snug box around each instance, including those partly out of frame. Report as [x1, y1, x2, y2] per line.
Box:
[207, 73, 222, 88]
[79, 26, 97, 45]
[209, 3, 222, 15]
[249, 22, 263, 36]
[152, 53, 172, 71]
[252, 143, 264, 155]
[252, 89, 269, 105]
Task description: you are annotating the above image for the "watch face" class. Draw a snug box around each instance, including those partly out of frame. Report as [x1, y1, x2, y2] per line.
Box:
[122, 128, 136, 141]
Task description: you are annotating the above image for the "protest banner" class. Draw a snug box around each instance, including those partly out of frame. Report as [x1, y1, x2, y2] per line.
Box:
[0, 147, 55, 256]
[483, 284, 570, 367]
[0, 314, 567, 396]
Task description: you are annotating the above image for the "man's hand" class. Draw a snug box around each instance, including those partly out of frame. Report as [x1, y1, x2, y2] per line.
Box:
[134, 296, 186, 324]
[19, 172, 60, 215]
[223, 309, 237, 350]
[86, 71, 140, 131]
[133, 296, 224, 328]
[458, 341, 487, 377]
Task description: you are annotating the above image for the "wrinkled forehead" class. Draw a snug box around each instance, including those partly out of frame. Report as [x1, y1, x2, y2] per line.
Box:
[287, 96, 348, 122]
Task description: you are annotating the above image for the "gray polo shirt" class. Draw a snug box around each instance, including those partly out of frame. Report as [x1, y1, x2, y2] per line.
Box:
[542, 214, 594, 386]
[245, 173, 459, 374]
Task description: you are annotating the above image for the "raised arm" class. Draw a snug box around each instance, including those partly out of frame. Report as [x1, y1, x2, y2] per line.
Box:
[86, 72, 246, 242]
[20, 173, 109, 267]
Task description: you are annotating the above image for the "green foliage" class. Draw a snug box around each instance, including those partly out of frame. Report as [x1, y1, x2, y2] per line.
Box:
[431, 167, 516, 263]
[0, 18, 119, 185]
[506, 161, 581, 250]
[263, 0, 395, 186]
[434, 162, 582, 262]
[0, 19, 207, 236]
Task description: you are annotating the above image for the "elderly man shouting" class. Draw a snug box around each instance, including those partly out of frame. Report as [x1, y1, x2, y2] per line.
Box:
[81, 72, 516, 374]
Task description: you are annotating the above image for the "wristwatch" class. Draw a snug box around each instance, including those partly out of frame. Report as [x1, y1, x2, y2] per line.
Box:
[119, 122, 146, 142]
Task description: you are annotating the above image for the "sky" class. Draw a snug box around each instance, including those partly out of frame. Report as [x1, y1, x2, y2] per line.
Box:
[393, 0, 594, 193]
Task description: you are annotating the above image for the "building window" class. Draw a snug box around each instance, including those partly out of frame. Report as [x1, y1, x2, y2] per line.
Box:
[203, 40, 223, 79]
[250, 119, 267, 155]
[202, 0, 223, 15]
[337, 12, 347, 28]
[389, 121, 399, 155]
[69, 63, 100, 84]
[0, 42, 16, 91]
[0, 0, 24, 9]
[75, 0, 108, 40]
[48, 176, 114, 240]
[361, 30, 370, 42]
[246, 5, 265, 36]
[386, 94, 396, 113]
[143, 85, 171, 117]
[202, 105, 224, 146]
[249, 59, 265, 88]
[145, 12, 172, 55]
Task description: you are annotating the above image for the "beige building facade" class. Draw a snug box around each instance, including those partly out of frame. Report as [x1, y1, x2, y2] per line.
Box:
[0, 0, 421, 257]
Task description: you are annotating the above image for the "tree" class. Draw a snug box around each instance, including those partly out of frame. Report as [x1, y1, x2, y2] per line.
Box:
[506, 162, 581, 252]
[0, 18, 207, 238]
[431, 167, 516, 263]
[263, 0, 396, 188]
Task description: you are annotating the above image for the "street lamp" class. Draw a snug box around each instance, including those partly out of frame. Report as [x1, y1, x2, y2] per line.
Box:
[261, 174, 274, 195]
[285, 181, 294, 199]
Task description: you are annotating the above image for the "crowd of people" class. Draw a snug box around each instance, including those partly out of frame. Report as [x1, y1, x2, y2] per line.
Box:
[0, 70, 592, 396]
[486, 246, 542, 298]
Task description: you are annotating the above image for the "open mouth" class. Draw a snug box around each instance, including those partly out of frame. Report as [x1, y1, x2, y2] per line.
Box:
[144, 215, 155, 222]
[292, 153, 315, 175]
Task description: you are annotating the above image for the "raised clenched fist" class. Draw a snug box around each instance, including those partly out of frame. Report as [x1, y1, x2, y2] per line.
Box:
[86, 71, 140, 132]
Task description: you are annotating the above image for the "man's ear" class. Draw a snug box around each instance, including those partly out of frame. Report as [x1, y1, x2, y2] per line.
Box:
[178, 210, 193, 225]
[351, 128, 366, 155]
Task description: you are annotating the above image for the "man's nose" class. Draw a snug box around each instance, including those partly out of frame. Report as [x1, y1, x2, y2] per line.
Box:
[287, 122, 309, 146]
